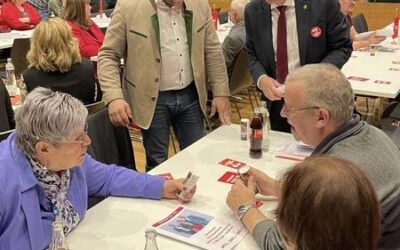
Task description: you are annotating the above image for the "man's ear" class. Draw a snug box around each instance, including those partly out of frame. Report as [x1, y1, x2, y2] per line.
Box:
[315, 108, 330, 129]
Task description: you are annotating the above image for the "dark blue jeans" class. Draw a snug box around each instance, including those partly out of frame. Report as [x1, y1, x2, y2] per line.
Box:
[142, 83, 206, 171]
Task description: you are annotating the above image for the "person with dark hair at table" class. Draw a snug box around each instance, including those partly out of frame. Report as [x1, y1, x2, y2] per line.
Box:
[227, 156, 381, 250]
[1, 0, 40, 30]
[63, 0, 104, 59]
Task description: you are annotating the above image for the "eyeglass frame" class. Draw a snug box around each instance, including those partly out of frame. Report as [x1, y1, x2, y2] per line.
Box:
[66, 122, 89, 145]
[281, 104, 320, 117]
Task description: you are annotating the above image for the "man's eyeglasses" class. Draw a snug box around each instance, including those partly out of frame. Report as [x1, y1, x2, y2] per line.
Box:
[68, 123, 89, 145]
[281, 104, 320, 117]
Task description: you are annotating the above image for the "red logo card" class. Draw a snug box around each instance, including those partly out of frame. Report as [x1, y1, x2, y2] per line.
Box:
[374, 80, 391, 85]
[392, 61, 400, 65]
[157, 173, 174, 180]
[218, 171, 238, 184]
[219, 158, 246, 169]
[347, 76, 369, 81]
[255, 201, 263, 208]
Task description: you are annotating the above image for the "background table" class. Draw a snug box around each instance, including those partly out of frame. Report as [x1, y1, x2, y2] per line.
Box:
[67, 125, 297, 249]
[0, 17, 110, 50]
[342, 39, 400, 99]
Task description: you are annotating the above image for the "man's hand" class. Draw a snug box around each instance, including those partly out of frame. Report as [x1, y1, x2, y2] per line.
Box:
[366, 32, 386, 45]
[226, 177, 257, 212]
[161, 178, 196, 202]
[108, 99, 132, 127]
[259, 76, 284, 101]
[211, 96, 231, 125]
[248, 168, 280, 197]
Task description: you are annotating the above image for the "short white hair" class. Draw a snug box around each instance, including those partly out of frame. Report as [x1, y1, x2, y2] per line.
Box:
[230, 0, 248, 21]
[286, 63, 354, 124]
[14, 87, 88, 157]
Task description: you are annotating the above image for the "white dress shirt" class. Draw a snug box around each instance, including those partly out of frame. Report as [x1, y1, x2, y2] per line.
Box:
[156, 0, 194, 91]
[257, 0, 300, 87]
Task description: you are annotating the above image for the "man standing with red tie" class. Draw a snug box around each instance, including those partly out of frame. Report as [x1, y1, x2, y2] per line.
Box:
[246, 0, 352, 132]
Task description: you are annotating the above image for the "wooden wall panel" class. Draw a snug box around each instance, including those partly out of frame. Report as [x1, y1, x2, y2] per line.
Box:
[208, 0, 232, 12]
[353, 2, 400, 30]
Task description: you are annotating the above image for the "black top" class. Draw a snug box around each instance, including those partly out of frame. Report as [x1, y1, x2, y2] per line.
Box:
[0, 78, 15, 132]
[22, 59, 102, 105]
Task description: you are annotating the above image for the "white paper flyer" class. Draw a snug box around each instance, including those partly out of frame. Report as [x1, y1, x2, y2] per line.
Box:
[275, 140, 314, 161]
[152, 206, 248, 250]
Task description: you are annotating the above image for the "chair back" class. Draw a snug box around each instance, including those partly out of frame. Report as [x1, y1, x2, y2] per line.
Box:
[0, 129, 13, 142]
[10, 38, 30, 78]
[218, 11, 229, 24]
[352, 13, 369, 33]
[104, 8, 113, 17]
[229, 50, 253, 95]
[86, 107, 136, 209]
[86, 101, 105, 115]
[86, 107, 136, 170]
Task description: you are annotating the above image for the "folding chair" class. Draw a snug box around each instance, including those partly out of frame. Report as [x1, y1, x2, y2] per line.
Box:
[229, 50, 255, 119]
[10, 38, 30, 78]
[352, 13, 368, 33]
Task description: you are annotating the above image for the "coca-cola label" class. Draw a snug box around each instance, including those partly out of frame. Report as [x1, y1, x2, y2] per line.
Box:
[251, 129, 263, 139]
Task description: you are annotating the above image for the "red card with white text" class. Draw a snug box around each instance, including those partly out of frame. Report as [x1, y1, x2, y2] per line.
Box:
[157, 173, 174, 180]
[218, 171, 238, 184]
[219, 158, 246, 169]
[347, 76, 369, 81]
[255, 201, 263, 208]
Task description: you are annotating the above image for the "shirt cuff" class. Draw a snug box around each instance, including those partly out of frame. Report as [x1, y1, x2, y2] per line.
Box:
[257, 74, 268, 90]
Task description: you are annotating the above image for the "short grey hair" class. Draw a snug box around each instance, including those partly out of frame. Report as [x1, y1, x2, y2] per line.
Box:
[286, 63, 354, 124]
[14, 87, 88, 157]
[230, 0, 248, 22]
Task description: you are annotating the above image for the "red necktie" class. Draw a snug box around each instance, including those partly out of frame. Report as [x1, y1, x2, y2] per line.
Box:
[276, 6, 288, 84]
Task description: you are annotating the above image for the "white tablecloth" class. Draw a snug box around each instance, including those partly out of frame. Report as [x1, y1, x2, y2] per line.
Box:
[66, 125, 297, 249]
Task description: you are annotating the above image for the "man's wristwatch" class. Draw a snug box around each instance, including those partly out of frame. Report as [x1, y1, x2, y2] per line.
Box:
[236, 204, 256, 221]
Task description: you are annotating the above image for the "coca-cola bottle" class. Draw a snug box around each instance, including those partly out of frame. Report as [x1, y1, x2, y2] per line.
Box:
[249, 109, 263, 159]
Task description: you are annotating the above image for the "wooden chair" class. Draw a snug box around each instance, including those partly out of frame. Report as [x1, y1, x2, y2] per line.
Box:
[85, 101, 105, 115]
[10, 38, 30, 78]
[229, 50, 255, 119]
[352, 13, 368, 33]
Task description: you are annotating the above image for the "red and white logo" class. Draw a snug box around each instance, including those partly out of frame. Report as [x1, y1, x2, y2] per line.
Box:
[310, 26, 322, 38]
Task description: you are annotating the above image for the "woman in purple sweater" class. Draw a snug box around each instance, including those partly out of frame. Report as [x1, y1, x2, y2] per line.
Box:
[0, 87, 194, 249]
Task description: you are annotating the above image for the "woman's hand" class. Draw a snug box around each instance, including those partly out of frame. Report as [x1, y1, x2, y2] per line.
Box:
[161, 178, 196, 202]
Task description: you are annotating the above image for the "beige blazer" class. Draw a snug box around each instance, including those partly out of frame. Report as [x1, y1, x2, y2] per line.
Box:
[98, 0, 230, 129]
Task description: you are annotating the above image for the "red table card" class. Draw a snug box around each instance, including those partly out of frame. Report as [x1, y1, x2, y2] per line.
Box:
[219, 158, 246, 169]
[218, 171, 238, 184]
[347, 76, 369, 81]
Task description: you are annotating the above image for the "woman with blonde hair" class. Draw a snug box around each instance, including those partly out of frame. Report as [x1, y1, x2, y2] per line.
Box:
[63, 0, 104, 58]
[22, 17, 101, 104]
[1, 0, 40, 30]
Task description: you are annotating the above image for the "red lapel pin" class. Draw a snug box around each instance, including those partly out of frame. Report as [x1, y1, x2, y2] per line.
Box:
[310, 26, 322, 38]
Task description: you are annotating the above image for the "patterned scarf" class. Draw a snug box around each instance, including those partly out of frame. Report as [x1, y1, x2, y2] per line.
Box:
[29, 157, 80, 235]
